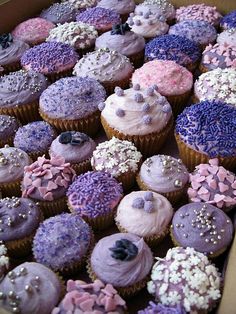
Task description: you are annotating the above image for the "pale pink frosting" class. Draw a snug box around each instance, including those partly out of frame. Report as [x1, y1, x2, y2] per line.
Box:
[131, 60, 193, 96]
[12, 18, 55, 45]
[217, 29, 236, 47]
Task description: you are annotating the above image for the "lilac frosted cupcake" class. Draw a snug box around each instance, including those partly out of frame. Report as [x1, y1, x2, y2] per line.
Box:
[65, 0, 97, 10]
[89, 233, 153, 296]
[137, 155, 189, 204]
[148, 247, 221, 313]
[39, 76, 106, 136]
[138, 302, 186, 314]
[0, 33, 29, 73]
[0, 197, 41, 257]
[76, 7, 121, 34]
[52, 279, 127, 314]
[40, 2, 78, 24]
[171, 203, 233, 257]
[33, 213, 93, 274]
[220, 11, 236, 31]
[67, 171, 123, 230]
[0, 262, 62, 314]
[49, 131, 96, 175]
[13, 121, 57, 160]
[217, 28, 236, 47]
[97, 0, 135, 22]
[20, 42, 78, 82]
[22, 155, 75, 218]
[0, 115, 19, 147]
[95, 23, 145, 67]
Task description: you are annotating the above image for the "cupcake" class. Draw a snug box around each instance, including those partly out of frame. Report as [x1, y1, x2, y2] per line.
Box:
[145, 34, 201, 72]
[0, 262, 62, 314]
[0, 33, 29, 73]
[33, 213, 93, 274]
[13, 121, 57, 160]
[64, 0, 97, 10]
[0, 115, 19, 147]
[52, 279, 127, 314]
[128, 10, 169, 41]
[0, 242, 9, 281]
[97, 0, 135, 22]
[194, 68, 236, 105]
[95, 23, 145, 67]
[76, 7, 121, 34]
[0, 197, 41, 257]
[49, 131, 96, 175]
[115, 191, 173, 246]
[67, 171, 123, 230]
[137, 155, 189, 204]
[220, 10, 236, 31]
[169, 20, 217, 49]
[40, 2, 78, 24]
[0, 146, 31, 197]
[91, 137, 142, 191]
[171, 203, 233, 257]
[188, 158, 236, 212]
[22, 155, 75, 218]
[0, 70, 47, 123]
[200, 43, 236, 72]
[20, 42, 78, 82]
[175, 4, 222, 27]
[131, 60, 193, 117]
[73, 48, 134, 95]
[12, 18, 55, 46]
[175, 100, 236, 171]
[88, 233, 153, 296]
[148, 247, 221, 312]
[39, 76, 106, 136]
[46, 21, 98, 55]
[138, 302, 186, 314]
[217, 28, 236, 47]
[99, 85, 173, 157]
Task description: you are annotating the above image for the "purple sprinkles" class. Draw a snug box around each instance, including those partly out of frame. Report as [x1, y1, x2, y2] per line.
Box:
[145, 34, 201, 66]
[76, 7, 121, 27]
[220, 10, 236, 29]
[67, 171, 123, 218]
[176, 100, 236, 157]
[138, 302, 187, 314]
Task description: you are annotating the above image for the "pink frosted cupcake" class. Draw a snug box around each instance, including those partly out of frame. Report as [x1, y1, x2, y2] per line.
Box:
[12, 18, 55, 46]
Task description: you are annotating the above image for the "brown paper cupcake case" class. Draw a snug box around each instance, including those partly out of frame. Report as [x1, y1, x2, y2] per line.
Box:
[0, 179, 22, 197]
[166, 90, 192, 118]
[39, 109, 101, 137]
[46, 68, 73, 83]
[71, 159, 92, 176]
[35, 196, 68, 219]
[0, 136, 14, 148]
[175, 133, 236, 172]
[129, 49, 145, 69]
[3, 61, 21, 74]
[102, 73, 133, 95]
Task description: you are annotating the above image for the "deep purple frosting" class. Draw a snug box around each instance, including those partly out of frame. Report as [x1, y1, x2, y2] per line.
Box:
[67, 171, 123, 218]
[138, 302, 187, 314]
[172, 203, 233, 256]
[145, 34, 201, 66]
[220, 10, 236, 30]
[175, 100, 236, 158]
[33, 213, 92, 271]
[40, 2, 78, 24]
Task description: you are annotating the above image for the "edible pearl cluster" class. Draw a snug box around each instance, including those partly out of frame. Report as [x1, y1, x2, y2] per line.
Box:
[0, 145, 28, 173]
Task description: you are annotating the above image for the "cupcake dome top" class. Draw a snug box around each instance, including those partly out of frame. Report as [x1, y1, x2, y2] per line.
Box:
[138, 302, 186, 314]
[217, 28, 236, 47]
[65, 0, 97, 10]
[0, 115, 19, 142]
[0, 35, 29, 66]
[40, 2, 78, 24]
[97, 0, 135, 15]
[176, 100, 236, 158]
[136, 0, 175, 20]
[220, 10, 236, 30]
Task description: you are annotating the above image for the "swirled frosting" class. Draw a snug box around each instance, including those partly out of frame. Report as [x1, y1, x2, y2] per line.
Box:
[97, 0, 135, 15]
[0, 115, 19, 143]
[73, 48, 134, 82]
[0, 70, 47, 108]
[116, 191, 173, 237]
[217, 28, 236, 47]
[40, 2, 78, 24]
[135, 0, 175, 20]
[90, 233, 153, 287]
[139, 155, 189, 193]
[0, 262, 61, 314]
[100, 85, 172, 136]
[0, 39, 29, 66]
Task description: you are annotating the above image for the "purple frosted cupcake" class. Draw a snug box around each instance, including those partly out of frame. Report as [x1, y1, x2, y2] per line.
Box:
[0, 197, 41, 257]
[65, 0, 98, 10]
[49, 131, 96, 175]
[138, 302, 186, 314]
[40, 2, 78, 24]
[0, 115, 19, 147]
[76, 7, 121, 34]
[97, 0, 136, 22]
[0, 262, 62, 314]
[39, 76, 106, 136]
[20, 42, 78, 82]
[171, 203, 233, 257]
[220, 10, 236, 31]
[33, 213, 93, 274]
[13, 121, 57, 160]
[67, 171, 123, 230]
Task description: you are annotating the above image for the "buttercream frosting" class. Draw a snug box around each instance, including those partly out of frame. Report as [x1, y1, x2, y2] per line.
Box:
[97, 0, 135, 15]
[217, 28, 236, 47]
[64, 0, 97, 10]
[0, 39, 29, 66]
[135, 0, 175, 20]
[40, 2, 78, 24]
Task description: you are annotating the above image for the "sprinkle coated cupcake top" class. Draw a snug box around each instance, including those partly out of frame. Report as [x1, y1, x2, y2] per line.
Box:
[33, 213, 92, 271]
[148, 247, 221, 312]
[64, 0, 98, 10]
[97, 0, 135, 15]
[138, 302, 186, 314]
[136, 0, 175, 20]
[145, 34, 201, 66]
[217, 28, 236, 47]
[175, 100, 236, 158]
[220, 10, 236, 30]
[40, 2, 78, 24]
[91, 137, 142, 177]
[194, 68, 236, 105]
[67, 171, 123, 218]
[46, 21, 98, 49]
[0, 115, 19, 142]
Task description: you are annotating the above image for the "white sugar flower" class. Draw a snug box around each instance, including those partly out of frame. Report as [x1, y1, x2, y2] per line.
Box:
[185, 247, 197, 256]
[151, 269, 164, 281]
[181, 269, 193, 280]
[168, 291, 181, 305]
[169, 261, 180, 271]
[169, 272, 181, 284]
[0, 256, 9, 266]
[208, 287, 221, 300]
[158, 283, 168, 295]
[0, 245, 7, 255]
[189, 255, 200, 266]
[147, 280, 155, 294]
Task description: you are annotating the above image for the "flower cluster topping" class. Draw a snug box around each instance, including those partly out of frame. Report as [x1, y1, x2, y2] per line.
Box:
[109, 239, 138, 261]
[132, 191, 154, 213]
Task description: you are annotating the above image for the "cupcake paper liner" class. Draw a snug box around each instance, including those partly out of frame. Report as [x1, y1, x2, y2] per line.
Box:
[101, 115, 174, 158]
[0, 179, 22, 197]
[36, 196, 68, 218]
[102, 73, 133, 95]
[28, 150, 50, 162]
[77, 45, 95, 57]
[39, 109, 101, 137]
[71, 158, 92, 176]
[6, 233, 35, 258]
[129, 49, 145, 69]
[175, 133, 236, 172]
[46, 68, 73, 83]
[0, 136, 14, 148]
[3, 61, 21, 74]
[199, 63, 209, 73]
[166, 90, 192, 118]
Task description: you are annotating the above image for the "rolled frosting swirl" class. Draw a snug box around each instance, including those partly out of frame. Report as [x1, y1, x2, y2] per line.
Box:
[0, 39, 29, 66]
[90, 233, 153, 287]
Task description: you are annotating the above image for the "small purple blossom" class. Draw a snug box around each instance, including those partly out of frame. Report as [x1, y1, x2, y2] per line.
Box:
[143, 115, 152, 124]
[98, 102, 105, 111]
[159, 96, 166, 105]
[144, 12, 150, 19]
[130, 12, 134, 17]
[116, 108, 125, 117]
[133, 83, 140, 91]
[128, 18, 134, 26]
[162, 104, 172, 113]
[138, 11, 143, 16]
[152, 84, 158, 91]
[148, 20, 153, 25]
[142, 103, 150, 112]
[144, 191, 153, 201]
[132, 197, 144, 209]
[134, 93, 144, 102]
[146, 87, 155, 96]
[134, 19, 141, 26]
[115, 87, 124, 96]
[144, 201, 154, 213]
